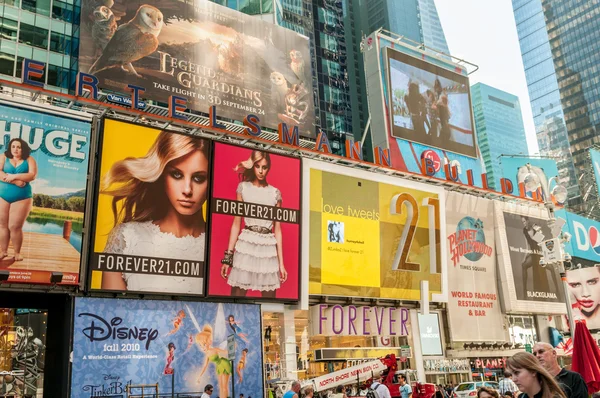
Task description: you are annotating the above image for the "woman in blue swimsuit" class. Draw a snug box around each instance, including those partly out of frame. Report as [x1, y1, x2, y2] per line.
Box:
[0, 138, 37, 261]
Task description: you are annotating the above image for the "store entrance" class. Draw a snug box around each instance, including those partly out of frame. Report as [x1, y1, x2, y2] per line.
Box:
[0, 292, 71, 398]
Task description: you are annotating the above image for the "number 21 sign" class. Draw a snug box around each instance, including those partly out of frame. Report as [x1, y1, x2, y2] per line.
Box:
[305, 159, 447, 302]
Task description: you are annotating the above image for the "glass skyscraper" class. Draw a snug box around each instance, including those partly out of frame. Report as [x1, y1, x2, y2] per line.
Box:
[0, 0, 80, 93]
[512, 0, 598, 207]
[471, 83, 529, 190]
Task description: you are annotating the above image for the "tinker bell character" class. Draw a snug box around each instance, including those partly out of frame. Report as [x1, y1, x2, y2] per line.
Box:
[164, 342, 176, 375]
[195, 325, 231, 398]
[236, 348, 248, 383]
[228, 314, 249, 345]
[167, 310, 186, 336]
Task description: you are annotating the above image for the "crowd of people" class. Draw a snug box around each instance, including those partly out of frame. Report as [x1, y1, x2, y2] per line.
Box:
[281, 341, 590, 398]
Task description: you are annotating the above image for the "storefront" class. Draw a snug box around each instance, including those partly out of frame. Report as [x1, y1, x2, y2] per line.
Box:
[423, 359, 471, 385]
[262, 304, 417, 384]
[0, 291, 72, 397]
[469, 357, 507, 382]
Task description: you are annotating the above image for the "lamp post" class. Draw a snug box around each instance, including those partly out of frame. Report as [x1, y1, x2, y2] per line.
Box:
[534, 173, 576, 337]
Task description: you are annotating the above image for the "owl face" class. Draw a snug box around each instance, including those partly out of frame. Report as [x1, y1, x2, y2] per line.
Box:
[93, 5, 112, 21]
[290, 50, 302, 61]
[139, 5, 164, 33]
[270, 72, 286, 87]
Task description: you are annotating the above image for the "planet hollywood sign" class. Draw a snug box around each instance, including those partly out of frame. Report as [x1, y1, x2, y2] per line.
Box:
[18, 58, 563, 199]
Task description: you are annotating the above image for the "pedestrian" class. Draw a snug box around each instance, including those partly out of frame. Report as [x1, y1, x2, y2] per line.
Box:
[302, 386, 315, 398]
[371, 373, 392, 398]
[284, 381, 301, 398]
[532, 342, 588, 398]
[477, 387, 500, 398]
[202, 384, 214, 398]
[434, 385, 445, 398]
[499, 371, 519, 396]
[240, 394, 244, 398]
[332, 385, 347, 398]
[506, 352, 566, 398]
[398, 374, 412, 398]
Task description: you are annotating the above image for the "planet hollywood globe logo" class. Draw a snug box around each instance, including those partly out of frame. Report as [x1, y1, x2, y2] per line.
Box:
[448, 216, 493, 267]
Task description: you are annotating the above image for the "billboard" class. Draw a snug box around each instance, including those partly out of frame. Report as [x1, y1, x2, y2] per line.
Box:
[0, 104, 90, 285]
[305, 159, 447, 301]
[494, 202, 566, 314]
[589, 148, 600, 198]
[565, 211, 600, 262]
[501, 156, 560, 200]
[89, 119, 210, 296]
[71, 298, 263, 398]
[362, 32, 482, 187]
[445, 192, 505, 341]
[386, 47, 476, 158]
[565, 258, 600, 330]
[79, 0, 315, 137]
[417, 313, 443, 356]
[207, 142, 301, 300]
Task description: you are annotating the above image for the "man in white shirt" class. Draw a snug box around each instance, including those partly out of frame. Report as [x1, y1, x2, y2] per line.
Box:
[202, 384, 214, 398]
[371, 374, 392, 398]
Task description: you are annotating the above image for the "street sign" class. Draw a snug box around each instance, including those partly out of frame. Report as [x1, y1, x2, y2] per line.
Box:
[227, 334, 236, 361]
[401, 345, 412, 358]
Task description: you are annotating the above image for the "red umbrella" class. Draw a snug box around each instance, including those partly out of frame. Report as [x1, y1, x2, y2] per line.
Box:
[571, 319, 600, 394]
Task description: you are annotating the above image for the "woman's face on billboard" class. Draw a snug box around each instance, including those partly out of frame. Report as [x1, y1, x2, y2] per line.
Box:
[253, 158, 269, 181]
[163, 149, 209, 216]
[567, 267, 600, 315]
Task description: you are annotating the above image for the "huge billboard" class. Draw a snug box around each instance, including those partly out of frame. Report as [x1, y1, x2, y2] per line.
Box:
[71, 298, 263, 398]
[589, 148, 600, 199]
[445, 192, 505, 341]
[89, 119, 210, 296]
[207, 142, 301, 301]
[566, 211, 600, 262]
[501, 156, 560, 200]
[305, 159, 447, 301]
[386, 47, 476, 158]
[0, 104, 90, 285]
[494, 202, 566, 314]
[79, 0, 315, 137]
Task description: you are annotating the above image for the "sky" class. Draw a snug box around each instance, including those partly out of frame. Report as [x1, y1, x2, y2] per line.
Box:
[434, 0, 540, 155]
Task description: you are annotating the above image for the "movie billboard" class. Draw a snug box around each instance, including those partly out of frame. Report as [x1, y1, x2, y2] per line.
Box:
[445, 192, 505, 342]
[79, 0, 315, 137]
[305, 159, 447, 301]
[89, 119, 210, 296]
[590, 148, 600, 198]
[0, 104, 90, 285]
[501, 156, 560, 200]
[71, 297, 263, 398]
[494, 202, 566, 314]
[207, 142, 301, 301]
[386, 47, 476, 158]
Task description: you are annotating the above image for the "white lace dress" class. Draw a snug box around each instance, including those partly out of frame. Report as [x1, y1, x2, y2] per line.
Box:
[228, 181, 281, 292]
[104, 221, 205, 294]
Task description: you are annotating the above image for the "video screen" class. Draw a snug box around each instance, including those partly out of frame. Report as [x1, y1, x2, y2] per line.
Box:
[386, 48, 477, 158]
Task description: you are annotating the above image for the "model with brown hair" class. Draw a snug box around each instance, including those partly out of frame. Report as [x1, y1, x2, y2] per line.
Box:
[101, 131, 210, 293]
[506, 352, 566, 398]
[221, 150, 287, 298]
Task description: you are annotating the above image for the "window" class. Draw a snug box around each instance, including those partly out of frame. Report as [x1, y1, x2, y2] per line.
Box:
[52, 1, 74, 23]
[0, 52, 14, 76]
[47, 64, 70, 88]
[22, 0, 51, 16]
[50, 32, 71, 55]
[0, 17, 18, 41]
[19, 23, 49, 49]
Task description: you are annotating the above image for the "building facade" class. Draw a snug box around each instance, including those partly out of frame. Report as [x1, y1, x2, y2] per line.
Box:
[512, 0, 600, 208]
[0, 0, 80, 92]
[471, 83, 528, 190]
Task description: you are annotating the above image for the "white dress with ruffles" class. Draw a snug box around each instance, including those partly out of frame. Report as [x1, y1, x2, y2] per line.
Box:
[228, 181, 281, 292]
[104, 221, 205, 294]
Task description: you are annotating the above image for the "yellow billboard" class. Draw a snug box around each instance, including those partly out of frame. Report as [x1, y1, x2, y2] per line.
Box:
[305, 159, 447, 300]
